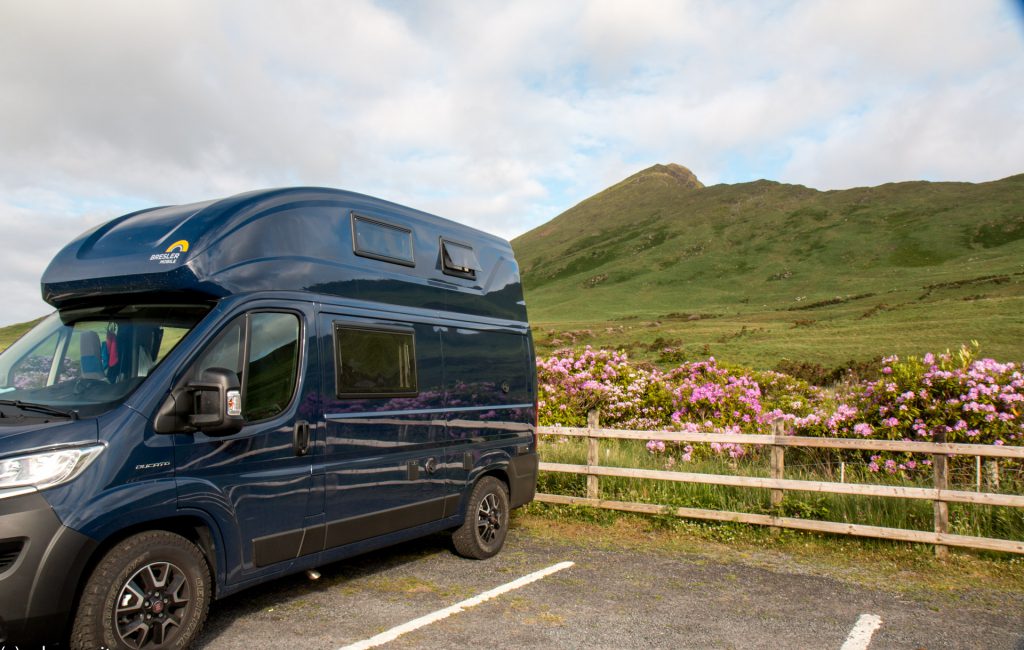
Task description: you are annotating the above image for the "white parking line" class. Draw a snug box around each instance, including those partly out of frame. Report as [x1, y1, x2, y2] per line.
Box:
[338, 560, 575, 650]
[840, 614, 883, 650]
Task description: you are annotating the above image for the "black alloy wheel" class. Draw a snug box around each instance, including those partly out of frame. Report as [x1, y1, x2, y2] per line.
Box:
[114, 560, 192, 647]
[452, 476, 510, 559]
[71, 530, 211, 650]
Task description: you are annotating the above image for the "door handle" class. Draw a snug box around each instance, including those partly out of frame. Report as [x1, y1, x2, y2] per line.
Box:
[293, 420, 310, 456]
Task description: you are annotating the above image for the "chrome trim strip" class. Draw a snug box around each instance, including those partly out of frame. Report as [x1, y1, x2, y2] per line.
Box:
[325, 403, 533, 420]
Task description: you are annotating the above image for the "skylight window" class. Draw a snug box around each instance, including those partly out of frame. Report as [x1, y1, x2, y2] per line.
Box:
[440, 239, 478, 280]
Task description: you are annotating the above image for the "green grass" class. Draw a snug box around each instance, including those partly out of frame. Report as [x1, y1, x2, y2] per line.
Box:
[514, 166, 1024, 369]
[531, 288, 1024, 370]
[537, 435, 1024, 543]
[0, 318, 42, 351]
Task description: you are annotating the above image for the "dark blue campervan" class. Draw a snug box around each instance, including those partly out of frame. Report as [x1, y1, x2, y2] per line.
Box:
[0, 188, 538, 648]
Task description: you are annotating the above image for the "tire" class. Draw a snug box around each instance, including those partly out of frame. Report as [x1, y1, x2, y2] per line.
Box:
[452, 476, 510, 559]
[70, 530, 211, 650]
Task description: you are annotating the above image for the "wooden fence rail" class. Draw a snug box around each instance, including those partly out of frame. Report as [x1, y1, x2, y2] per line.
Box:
[536, 414, 1024, 557]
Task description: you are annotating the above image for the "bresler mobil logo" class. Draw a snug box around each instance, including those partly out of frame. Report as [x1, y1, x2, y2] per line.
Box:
[149, 240, 190, 265]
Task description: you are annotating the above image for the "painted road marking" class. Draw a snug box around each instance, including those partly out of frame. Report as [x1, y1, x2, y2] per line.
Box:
[840, 614, 883, 650]
[338, 560, 575, 650]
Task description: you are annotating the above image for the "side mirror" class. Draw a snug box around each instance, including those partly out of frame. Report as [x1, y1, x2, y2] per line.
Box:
[154, 367, 245, 435]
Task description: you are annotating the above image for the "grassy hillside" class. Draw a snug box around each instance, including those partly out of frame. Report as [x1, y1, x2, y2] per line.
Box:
[0, 317, 42, 351]
[513, 164, 1024, 370]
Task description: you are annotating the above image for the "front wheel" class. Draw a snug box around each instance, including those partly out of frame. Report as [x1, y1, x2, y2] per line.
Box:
[70, 530, 211, 650]
[452, 476, 510, 559]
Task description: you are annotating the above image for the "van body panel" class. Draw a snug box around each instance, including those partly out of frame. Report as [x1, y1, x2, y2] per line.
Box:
[439, 325, 536, 502]
[39, 410, 178, 538]
[0, 419, 98, 452]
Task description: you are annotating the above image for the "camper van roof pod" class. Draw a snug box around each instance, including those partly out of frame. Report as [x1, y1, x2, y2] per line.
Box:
[41, 187, 526, 323]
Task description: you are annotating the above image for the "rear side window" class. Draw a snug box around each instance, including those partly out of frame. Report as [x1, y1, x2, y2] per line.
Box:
[352, 214, 415, 266]
[191, 312, 300, 421]
[440, 239, 479, 280]
[334, 325, 417, 397]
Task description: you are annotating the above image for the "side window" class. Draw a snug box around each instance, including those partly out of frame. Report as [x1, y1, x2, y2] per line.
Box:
[334, 325, 417, 397]
[246, 313, 300, 420]
[190, 312, 300, 422]
[8, 330, 61, 389]
[193, 318, 245, 380]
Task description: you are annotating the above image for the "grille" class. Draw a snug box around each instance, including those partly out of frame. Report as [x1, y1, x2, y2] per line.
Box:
[0, 540, 23, 573]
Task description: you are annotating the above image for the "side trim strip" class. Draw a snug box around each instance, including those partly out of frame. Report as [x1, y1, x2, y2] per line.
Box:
[325, 497, 446, 548]
[252, 496, 456, 567]
[325, 403, 533, 420]
[252, 529, 305, 568]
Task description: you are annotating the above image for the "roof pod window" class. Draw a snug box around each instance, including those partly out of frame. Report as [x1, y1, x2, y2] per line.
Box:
[440, 238, 479, 280]
[352, 214, 415, 267]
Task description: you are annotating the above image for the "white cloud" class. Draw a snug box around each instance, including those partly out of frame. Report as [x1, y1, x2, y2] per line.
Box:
[782, 64, 1024, 188]
[0, 194, 114, 323]
[0, 0, 1021, 324]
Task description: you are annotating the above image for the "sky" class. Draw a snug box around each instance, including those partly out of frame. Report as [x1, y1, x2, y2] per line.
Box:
[1, 0, 1023, 325]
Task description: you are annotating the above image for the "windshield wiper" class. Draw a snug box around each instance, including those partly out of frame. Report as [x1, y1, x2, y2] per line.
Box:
[0, 399, 78, 420]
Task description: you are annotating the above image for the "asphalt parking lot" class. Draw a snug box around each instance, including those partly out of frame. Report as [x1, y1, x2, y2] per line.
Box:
[195, 525, 1024, 650]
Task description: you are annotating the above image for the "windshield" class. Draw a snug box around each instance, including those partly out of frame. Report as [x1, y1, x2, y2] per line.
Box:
[0, 304, 210, 417]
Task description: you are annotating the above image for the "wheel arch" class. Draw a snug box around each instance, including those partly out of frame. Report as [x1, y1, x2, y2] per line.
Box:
[476, 466, 511, 494]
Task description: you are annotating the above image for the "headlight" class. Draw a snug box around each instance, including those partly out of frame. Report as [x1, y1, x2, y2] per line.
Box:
[0, 444, 104, 496]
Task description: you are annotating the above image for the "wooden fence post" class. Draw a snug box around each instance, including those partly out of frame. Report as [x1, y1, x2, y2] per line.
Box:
[770, 420, 786, 534]
[933, 432, 949, 559]
[586, 409, 600, 500]
[986, 459, 1000, 491]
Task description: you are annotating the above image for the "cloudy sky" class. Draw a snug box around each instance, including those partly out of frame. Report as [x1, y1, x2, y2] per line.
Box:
[1, 1, 1022, 325]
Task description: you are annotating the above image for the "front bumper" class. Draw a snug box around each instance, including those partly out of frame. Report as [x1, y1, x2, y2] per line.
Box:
[0, 491, 97, 645]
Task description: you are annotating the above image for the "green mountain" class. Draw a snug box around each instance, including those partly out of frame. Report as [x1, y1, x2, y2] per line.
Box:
[513, 164, 1024, 370]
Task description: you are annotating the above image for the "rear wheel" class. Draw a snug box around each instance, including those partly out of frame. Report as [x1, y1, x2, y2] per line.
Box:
[70, 530, 211, 650]
[452, 476, 510, 559]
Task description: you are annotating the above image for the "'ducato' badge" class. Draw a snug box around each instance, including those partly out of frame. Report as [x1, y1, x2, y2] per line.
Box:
[149, 240, 190, 265]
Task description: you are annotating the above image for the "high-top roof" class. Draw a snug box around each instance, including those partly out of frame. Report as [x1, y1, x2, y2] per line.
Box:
[41, 187, 526, 323]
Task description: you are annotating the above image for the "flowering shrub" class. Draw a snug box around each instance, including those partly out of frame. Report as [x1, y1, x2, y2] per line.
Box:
[537, 344, 1024, 472]
[664, 358, 765, 431]
[537, 347, 673, 429]
[854, 347, 1022, 446]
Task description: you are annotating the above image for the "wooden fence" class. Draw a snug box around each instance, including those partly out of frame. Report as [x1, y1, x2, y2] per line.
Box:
[536, 412, 1024, 557]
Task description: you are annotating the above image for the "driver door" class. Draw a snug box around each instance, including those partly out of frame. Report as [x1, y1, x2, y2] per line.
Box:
[173, 305, 321, 582]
